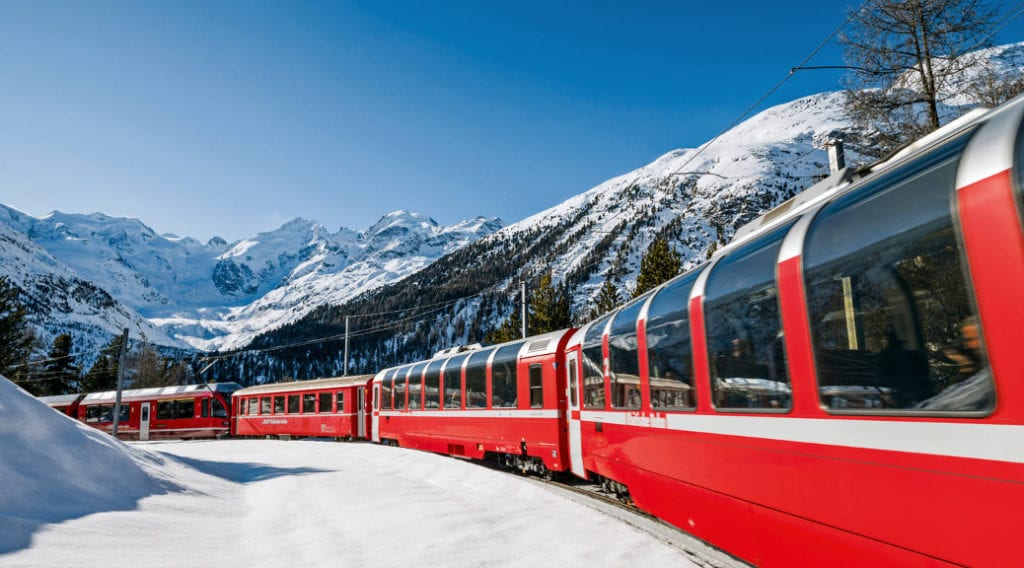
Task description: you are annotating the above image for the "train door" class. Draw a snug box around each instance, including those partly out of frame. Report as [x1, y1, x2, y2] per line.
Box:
[371, 384, 381, 443]
[139, 402, 151, 441]
[357, 386, 366, 438]
[566, 351, 585, 477]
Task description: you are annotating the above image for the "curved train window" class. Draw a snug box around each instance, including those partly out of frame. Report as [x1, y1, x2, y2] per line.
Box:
[645, 272, 700, 411]
[804, 156, 993, 413]
[465, 349, 491, 408]
[444, 355, 467, 409]
[408, 362, 427, 410]
[582, 316, 611, 410]
[490, 342, 523, 408]
[393, 367, 408, 411]
[381, 369, 394, 410]
[705, 224, 793, 411]
[212, 397, 227, 418]
[608, 299, 645, 410]
[424, 359, 444, 409]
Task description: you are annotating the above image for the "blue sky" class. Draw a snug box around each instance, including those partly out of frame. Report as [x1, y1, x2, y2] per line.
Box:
[1, 1, 1021, 242]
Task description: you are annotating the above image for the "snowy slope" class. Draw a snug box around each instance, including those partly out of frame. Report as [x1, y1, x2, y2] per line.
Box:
[0, 375, 705, 567]
[0, 206, 187, 357]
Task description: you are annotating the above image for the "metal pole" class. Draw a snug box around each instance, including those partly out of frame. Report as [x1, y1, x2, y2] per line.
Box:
[343, 316, 350, 376]
[111, 327, 129, 437]
[521, 280, 528, 339]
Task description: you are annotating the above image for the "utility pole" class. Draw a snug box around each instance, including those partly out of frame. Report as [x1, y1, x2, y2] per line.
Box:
[111, 327, 129, 437]
[343, 316, 350, 376]
[520, 280, 528, 339]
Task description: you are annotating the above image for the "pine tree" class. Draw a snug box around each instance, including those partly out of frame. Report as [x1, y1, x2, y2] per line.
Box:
[530, 274, 572, 335]
[82, 333, 127, 392]
[840, 0, 997, 156]
[40, 333, 81, 395]
[0, 276, 32, 381]
[589, 276, 622, 320]
[634, 238, 682, 298]
[485, 305, 522, 345]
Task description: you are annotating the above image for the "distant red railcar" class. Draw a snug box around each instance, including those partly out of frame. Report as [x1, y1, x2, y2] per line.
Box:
[232, 375, 374, 440]
[371, 330, 573, 477]
[77, 383, 241, 440]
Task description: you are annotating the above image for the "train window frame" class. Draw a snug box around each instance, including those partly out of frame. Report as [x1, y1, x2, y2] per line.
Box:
[211, 397, 227, 418]
[261, 397, 271, 415]
[582, 316, 611, 410]
[704, 223, 794, 414]
[529, 364, 544, 408]
[303, 394, 316, 413]
[464, 349, 492, 409]
[287, 394, 300, 414]
[273, 395, 285, 414]
[319, 392, 332, 413]
[644, 271, 700, 412]
[803, 148, 995, 417]
[443, 355, 467, 410]
[407, 362, 427, 410]
[424, 359, 444, 409]
[490, 342, 523, 409]
[394, 367, 408, 411]
[336, 391, 345, 413]
[201, 398, 210, 418]
[608, 298, 646, 411]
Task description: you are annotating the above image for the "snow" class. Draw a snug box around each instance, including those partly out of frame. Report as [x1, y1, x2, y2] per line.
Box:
[0, 375, 702, 567]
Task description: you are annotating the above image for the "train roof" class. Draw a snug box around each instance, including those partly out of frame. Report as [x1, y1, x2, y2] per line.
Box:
[81, 382, 243, 404]
[37, 393, 84, 406]
[232, 375, 375, 397]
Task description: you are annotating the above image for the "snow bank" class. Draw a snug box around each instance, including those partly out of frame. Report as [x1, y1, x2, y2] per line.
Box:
[0, 376, 167, 554]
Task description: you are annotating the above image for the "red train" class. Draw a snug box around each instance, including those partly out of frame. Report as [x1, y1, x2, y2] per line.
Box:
[76, 382, 240, 440]
[363, 96, 1024, 567]
[231, 375, 373, 440]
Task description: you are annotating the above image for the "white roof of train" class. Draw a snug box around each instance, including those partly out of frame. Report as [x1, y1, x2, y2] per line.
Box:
[81, 382, 242, 404]
[233, 375, 375, 397]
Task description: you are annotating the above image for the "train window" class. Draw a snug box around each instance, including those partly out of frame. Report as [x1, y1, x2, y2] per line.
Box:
[156, 401, 172, 420]
[582, 315, 611, 410]
[303, 394, 316, 413]
[609, 299, 646, 410]
[176, 399, 195, 419]
[645, 272, 700, 411]
[86, 404, 116, 423]
[569, 358, 578, 406]
[381, 369, 395, 410]
[211, 397, 227, 418]
[424, 359, 444, 409]
[804, 156, 994, 414]
[705, 224, 793, 411]
[273, 396, 285, 414]
[287, 395, 299, 414]
[261, 397, 271, 415]
[319, 392, 333, 413]
[336, 391, 345, 413]
[529, 364, 544, 408]
[443, 355, 467, 409]
[491, 342, 523, 408]
[201, 399, 210, 418]
[249, 398, 259, 416]
[408, 362, 427, 410]
[465, 350, 491, 409]
[394, 367, 408, 411]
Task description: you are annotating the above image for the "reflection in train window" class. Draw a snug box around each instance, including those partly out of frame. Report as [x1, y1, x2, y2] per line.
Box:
[424, 359, 444, 409]
[443, 355, 467, 410]
[303, 394, 316, 413]
[582, 316, 611, 410]
[645, 272, 700, 411]
[380, 369, 395, 410]
[465, 349, 491, 408]
[529, 364, 544, 408]
[804, 155, 993, 413]
[287, 394, 299, 414]
[608, 298, 645, 410]
[408, 362, 427, 410]
[705, 224, 792, 411]
[394, 367, 408, 411]
[491, 343, 523, 408]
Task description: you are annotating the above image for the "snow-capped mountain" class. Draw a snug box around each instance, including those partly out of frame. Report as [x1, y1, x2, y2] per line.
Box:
[0, 207, 186, 360]
[0, 206, 501, 351]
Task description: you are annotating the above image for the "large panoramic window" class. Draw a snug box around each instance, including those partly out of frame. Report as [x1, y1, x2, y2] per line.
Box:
[645, 271, 700, 411]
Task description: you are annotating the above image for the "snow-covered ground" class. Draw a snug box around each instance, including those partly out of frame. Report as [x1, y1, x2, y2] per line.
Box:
[0, 376, 704, 567]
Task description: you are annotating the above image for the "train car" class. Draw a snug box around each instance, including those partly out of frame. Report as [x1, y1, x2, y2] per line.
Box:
[37, 393, 84, 417]
[371, 329, 573, 477]
[562, 97, 1024, 567]
[232, 375, 374, 440]
[77, 382, 241, 441]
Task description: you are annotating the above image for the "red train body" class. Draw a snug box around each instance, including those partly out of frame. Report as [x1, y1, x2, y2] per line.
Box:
[232, 375, 374, 439]
[77, 383, 240, 440]
[38, 393, 84, 417]
[371, 330, 572, 477]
